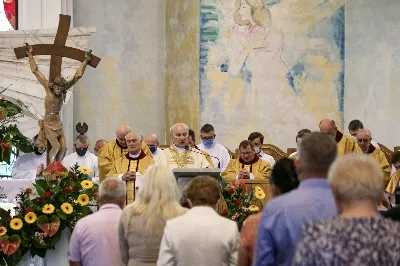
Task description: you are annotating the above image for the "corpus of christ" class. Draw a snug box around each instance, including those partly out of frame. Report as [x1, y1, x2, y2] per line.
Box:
[1, 1, 400, 266]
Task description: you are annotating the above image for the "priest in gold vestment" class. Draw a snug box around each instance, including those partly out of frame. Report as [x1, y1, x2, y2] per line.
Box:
[98, 125, 151, 182]
[158, 123, 210, 170]
[106, 132, 154, 204]
[385, 152, 400, 196]
[319, 119, 362, 156]
[356, 129, 390, 185]
[221, 140, 271, 180]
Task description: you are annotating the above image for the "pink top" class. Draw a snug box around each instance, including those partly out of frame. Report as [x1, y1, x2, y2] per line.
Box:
[68, 204, 124, 266]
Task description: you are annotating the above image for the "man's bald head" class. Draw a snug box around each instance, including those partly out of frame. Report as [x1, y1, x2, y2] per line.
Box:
[116, 125, 131, 148]
[144, 134, 158, 144]
[319, 119, 337, 137]
[94, 139, 107, 154]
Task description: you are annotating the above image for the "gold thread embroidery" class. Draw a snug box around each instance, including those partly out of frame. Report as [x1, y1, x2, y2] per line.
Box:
[169, 144, 194, 168]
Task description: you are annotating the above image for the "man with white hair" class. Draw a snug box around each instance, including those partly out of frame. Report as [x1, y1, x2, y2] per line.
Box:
[62, 135, 99, 183]
[356, 129, 390, 185]
[68, 179, 126, 266]
[157, 123, 210, 170]
[98, 124, 152, 182]
[144, 133, 162, 160]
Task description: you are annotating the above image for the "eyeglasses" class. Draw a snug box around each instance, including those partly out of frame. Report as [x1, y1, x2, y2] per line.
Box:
[357, 139, 371, 143]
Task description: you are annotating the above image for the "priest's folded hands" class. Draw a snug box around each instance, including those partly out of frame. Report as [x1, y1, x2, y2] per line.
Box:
[122, 172, 136, 181]
[239, 168, 251, 179]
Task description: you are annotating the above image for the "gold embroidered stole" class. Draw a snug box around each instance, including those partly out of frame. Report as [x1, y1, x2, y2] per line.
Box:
[169, 144, 194, 168]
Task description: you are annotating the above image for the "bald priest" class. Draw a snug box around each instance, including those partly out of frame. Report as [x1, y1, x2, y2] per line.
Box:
[221, 140, 271, 180]
[319, 119, 362, 156]
[158, 123, 210, 170]
[98, 125, 152, 182]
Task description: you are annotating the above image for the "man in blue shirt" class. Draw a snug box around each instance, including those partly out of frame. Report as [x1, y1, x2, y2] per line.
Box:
[253, 132, 338, 266]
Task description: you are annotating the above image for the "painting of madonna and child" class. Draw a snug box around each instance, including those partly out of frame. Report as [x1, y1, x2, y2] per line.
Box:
[200, 0, 345, 150]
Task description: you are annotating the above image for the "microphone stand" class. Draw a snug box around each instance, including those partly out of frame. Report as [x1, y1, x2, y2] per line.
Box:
[186, 146, 221, 168]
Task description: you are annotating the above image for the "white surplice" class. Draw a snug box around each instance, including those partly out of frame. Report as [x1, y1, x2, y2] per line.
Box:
[258, 151, 276, 167]
[12, 153, 46, 180]
[151, 147, 163, 161]
[62, 152, 99, 183]
[197, 143, 230, 170]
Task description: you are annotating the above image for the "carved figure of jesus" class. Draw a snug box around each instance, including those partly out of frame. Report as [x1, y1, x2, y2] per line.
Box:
[25, 43, 92, 162]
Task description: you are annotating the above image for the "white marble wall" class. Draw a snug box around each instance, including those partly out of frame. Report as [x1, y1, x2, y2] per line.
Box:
[345, 0, 400, 149]
[72, 0, 167, 146]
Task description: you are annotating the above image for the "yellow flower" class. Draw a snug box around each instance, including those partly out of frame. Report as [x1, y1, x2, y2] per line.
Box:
[255, 188, 265, 200]
[79, 166, 91, 175]
[10, 218, 23, 230]
[61, 203, 73, 214]
[42, 204, 55, 214]
[24, 212, 37, 224]
[0, 226, 7, 236]
[248, 205, 259, 212]
[80, 180, 93, 189]
[77, 194, 89, 206]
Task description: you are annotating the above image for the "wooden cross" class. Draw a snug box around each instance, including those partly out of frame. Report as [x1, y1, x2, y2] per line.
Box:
[14, 14, 101, 78]
[13, 14, 101, 165]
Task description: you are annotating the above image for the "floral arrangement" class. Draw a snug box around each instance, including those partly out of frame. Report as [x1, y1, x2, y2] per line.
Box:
[0, 162, 98, 266]
[218, 177, 265, 230]
[0, 98, 33, 164]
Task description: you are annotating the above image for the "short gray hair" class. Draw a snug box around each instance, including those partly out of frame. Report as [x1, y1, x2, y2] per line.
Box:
[357, 128, 371, 138]
[328, 154, 383, 203]
[76, 134, 89, 145]
[99, 179, 126, 201]
[169, 123, 189, 135]
[298, 132, 337, 175]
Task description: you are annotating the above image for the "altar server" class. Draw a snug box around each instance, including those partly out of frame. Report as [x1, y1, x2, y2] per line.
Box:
[12, 135, 46, 180]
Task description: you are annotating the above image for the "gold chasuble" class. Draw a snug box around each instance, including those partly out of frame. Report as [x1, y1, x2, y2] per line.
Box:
[157, 144, 210, 170]
[194, 145, 215, 168]
[335, 131, 362, 156]
[98, 140, 152, 182]
[386, 172, 400, 196]
[106, 151, 154, 204]
[221, 156, 271, 180]
[367, 145, 391, 186]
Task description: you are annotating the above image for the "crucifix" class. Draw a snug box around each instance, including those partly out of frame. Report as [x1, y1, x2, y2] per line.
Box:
[14, 14, 101, 165]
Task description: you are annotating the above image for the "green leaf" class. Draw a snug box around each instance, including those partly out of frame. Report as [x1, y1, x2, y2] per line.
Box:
[5, 248, 24, 266]
[30, 246, 47, 258]
[0, 258, 6, 266]
[56, 209, 66, 220]
[21, 231, 29, 241]
[50, 187, 61, 194]
[49, 228, 62, 248]
[34, 180, 49, 197]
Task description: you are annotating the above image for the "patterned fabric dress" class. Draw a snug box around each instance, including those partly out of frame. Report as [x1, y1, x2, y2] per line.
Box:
[293, 216, 400, 266]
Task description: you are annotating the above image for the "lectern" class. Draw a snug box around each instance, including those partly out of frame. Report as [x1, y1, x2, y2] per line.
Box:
[172, 168, 221, 192]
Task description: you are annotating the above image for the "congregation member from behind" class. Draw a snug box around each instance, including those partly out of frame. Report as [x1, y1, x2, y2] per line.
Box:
[157, 176, 239, 266]
[238, 158, 299, 266]
[119, 164, 187, 266]
[68, 179, 126, 266]
[293, 154, 400, 265]
[253, 132, 337, 266]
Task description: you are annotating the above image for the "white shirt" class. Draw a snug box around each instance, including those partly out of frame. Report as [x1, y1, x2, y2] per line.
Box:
[197, 143, 230, 170]
[62, 152, 99, 183]
[151, 147, 162, 161]
[12, 153, 46, 180]
[258, 151, 276, 167]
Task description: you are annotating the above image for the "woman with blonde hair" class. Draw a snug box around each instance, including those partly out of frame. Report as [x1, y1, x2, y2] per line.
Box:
[118, 164, 187, 266]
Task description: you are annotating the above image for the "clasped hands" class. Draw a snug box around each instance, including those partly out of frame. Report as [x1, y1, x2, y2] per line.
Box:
[238, 168, 251, 179]
[122, 172, 136, 182]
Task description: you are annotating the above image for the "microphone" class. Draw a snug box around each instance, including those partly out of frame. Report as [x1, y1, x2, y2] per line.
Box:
[185, 146, 221, 169]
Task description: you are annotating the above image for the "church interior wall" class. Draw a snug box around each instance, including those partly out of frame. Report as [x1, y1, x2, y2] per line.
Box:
[344, 0, 400, 150]
[72, 0, 166, 146]
[70, 0, 399, 151]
